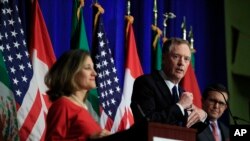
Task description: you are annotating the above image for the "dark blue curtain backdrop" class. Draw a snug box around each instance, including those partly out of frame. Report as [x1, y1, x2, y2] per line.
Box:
[20, 0, 227, 95]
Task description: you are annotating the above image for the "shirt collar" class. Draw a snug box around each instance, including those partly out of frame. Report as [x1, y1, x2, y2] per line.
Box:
[159, 70, 179, 90]
[210, 120, 219, 128]
[210, 120, 218, 124]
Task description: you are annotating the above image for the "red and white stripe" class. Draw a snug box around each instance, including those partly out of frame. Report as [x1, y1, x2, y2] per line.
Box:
[100, 20, 143, 133]
[18, 0, 56, 140]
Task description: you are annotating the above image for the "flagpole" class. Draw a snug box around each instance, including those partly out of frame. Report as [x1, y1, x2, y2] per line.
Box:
[153, 0, 157, 26]
[125, 0, 134, 35]
[127, 0, 131, 16]
[152, 0, 161, 48]
[77, 0, 84, 20]
[188, 26, 196, 53]
[181, 16, 186, 40]
[188, 26, 196, 68]
[93, 3, 104, 34]
[163, 14, 167, 38]
[163, 12, 176, 42]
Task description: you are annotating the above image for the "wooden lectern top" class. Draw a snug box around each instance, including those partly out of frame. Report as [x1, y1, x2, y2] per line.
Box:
[148, 122, 197, 141]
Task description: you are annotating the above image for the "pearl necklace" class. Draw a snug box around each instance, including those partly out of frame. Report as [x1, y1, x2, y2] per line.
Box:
[71, 95, 88, 110]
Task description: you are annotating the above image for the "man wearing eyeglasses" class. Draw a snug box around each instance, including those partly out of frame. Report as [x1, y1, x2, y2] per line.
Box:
[197, 83, 230, 141]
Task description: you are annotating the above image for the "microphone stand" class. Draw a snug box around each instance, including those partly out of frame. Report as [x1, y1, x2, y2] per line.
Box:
[136, 103, 150, 121]
[233, 116, 250, 124]
[221, 93, 238, 125]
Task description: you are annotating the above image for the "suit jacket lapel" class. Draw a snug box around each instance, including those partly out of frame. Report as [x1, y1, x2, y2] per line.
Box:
[204, 127, 215, 141]
[218, 121, 228, 141]
[152, 71, 186, 104]
[152, 71, 173, 103]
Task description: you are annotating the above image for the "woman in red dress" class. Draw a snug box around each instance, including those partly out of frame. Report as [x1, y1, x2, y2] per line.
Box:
[45, 49, 110, 141]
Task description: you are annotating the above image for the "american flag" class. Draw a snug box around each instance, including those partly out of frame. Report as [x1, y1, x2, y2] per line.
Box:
[0, 0, 35, 140]
[93, 15, 122, 132]
[0, 0, 52, 140]
[0, 0, 33, 107]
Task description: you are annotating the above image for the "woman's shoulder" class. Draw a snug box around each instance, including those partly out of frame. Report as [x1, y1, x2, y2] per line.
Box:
[52, 96, 71, 104]
[49, 96, 75, 110]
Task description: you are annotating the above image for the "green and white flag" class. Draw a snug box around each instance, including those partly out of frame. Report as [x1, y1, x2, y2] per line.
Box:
[0, 51, 19, 141]
[70, 0, 100, 122]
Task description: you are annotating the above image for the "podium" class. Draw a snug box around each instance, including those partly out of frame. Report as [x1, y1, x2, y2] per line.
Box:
[147, 122, 197, 141]
[90, 121, 197, 141]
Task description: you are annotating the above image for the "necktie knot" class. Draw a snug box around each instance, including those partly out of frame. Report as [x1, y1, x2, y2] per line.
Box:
[211, 122, 216, 128]
[172, 86, 179, 103]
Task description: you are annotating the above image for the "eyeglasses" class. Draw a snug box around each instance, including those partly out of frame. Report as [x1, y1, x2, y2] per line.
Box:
[207, 99, 227, 107]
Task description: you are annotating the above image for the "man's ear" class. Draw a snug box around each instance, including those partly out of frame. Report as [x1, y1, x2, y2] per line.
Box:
[225, 104, 228, 109]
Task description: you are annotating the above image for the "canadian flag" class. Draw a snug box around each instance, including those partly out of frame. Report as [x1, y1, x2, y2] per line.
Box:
[113, 16, 144, 131]
[25, 0, 56, 140]
[29, 0, 56, 109]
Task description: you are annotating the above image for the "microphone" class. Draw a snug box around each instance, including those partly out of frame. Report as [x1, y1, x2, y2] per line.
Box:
[134, 102, 149, 121]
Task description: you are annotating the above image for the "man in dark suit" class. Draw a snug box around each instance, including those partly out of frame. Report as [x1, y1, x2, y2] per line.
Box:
[131, 38, 207, 130]
[197, 83, 229, 141]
